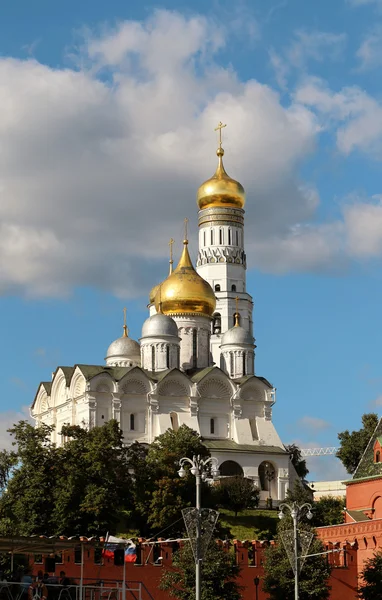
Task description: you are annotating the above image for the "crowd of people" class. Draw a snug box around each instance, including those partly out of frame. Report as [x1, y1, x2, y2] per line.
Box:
[0, 570, 72, 600]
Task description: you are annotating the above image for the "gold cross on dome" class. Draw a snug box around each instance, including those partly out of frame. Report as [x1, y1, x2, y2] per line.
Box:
[184, 217, 189, 241]
[235, 296, 239, 314]
[214, 121, 227, 148]
[168, 238, 174, 262]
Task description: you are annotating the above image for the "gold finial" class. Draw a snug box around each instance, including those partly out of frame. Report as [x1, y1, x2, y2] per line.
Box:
[214, 121, 227, 150]
[123, 307, 129, 337]
[184, 218, 189, 244]
[168, 238, 174, 275]
[234, 296, 240, 327]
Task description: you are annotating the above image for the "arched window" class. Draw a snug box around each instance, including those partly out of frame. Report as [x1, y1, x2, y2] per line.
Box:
[215, 284, 221, 292]
[130, 414, 135, 431]
[210, 418, 215, 435]
[219, 229, 223, 244]
[231, 284, 236, 292]
[230, 353, 234, 376]
[258, 461, 275, 491]
[243, 353, 246, 376]
[203, 230, 206, 246]
[210, 229, 214, 245]
[166, 345, 170, 369]
[151, 346, 155, 372]
[236, 230, 239, 246]
[192, 329, 197, 368]
[376, 451, 380, 463]
[170, 412, 179, 432]
[213, 312, 221, 334]
[228, 228, 231, 245]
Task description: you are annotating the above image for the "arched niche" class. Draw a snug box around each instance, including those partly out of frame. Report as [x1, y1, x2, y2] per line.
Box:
[258, 461, 276, 492]
[220, 460, 244, 477]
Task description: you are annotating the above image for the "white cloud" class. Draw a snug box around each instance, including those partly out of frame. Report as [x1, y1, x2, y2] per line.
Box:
[288, 30, 347, 69]
[0, 11, 381, 299]
[297, 416, 331, 431]
[344, 196, 382, 257]
[269, 30, 346, 90]
[357, 26, 382, 70]
[0, 10, 327, 298]
[295, 77, 382, 156]
[0, 406, 31, 450]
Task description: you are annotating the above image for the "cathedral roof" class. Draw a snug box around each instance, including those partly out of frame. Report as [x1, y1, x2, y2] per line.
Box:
[203, 439, 287, 455]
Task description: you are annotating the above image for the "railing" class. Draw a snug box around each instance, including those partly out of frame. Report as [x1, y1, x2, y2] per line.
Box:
[0, 581, 143, 600]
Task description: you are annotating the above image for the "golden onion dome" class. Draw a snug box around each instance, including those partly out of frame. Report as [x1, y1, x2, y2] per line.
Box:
[149, 282, 161, 305]
[155, 240, 216, 317]
[197, 146, 246, 211]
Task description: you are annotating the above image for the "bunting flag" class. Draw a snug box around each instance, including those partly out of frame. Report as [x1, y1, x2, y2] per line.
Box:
[102, 535, 137, 563]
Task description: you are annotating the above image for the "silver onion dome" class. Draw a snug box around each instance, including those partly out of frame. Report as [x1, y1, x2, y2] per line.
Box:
[141, 312, 179, 338]
[106, 335, 141, 360]
[221, 325, 254, 346]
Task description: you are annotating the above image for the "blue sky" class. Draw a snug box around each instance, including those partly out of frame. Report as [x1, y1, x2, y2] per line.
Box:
[1, 0, 382, 480]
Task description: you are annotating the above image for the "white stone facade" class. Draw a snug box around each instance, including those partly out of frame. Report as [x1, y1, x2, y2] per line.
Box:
[30, 150, 298, 505]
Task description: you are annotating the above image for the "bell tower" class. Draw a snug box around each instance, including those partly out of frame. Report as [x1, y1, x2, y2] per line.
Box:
[196, 123, 254, 369]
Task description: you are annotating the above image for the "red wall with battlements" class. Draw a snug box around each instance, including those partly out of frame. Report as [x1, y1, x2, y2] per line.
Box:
[28, 537, 359, 600]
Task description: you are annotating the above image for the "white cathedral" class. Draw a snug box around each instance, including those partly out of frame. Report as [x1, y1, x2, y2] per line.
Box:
[31, 128, 298, 506]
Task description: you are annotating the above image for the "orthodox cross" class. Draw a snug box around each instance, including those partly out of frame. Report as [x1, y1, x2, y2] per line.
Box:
[184, 217, 189, 241]
[168, 238, 174, 274]
[214, 121, 227, 148]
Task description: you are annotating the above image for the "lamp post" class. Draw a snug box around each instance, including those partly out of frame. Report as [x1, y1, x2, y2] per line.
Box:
[278, 501, 313, 600]
[178, 455, 220, 600]
[264, 462, 275, 508]
[253, 576, 260, 600]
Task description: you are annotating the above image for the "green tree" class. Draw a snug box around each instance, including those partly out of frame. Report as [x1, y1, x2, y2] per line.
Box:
[0, 450, 18, 492]
[313, 496, 344, 527]
[160, 541, 242, 600]
[359, 551, 382, 599]
[0, 421, 58, 535]
[337, 413, 379, 474]
[263, 506, 331, 600]
[0, 420, 132, 536]
[143, 426, 212, 531]
[285, 444, 309, 479]
[216, 476, 259, 517]
[52, 420, 132, 535]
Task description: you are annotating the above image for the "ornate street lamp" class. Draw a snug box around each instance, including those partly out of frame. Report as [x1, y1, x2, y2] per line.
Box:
[278, 501, 313, 600]
[178, 455, 220, 600]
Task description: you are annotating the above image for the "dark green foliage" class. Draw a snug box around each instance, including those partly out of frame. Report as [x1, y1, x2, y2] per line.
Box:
[263, 499, 331, 600]
[0, 421, 58, 535]
[359, 551, 382, 599]
[285, 481, 344, 527]
[160, 541, 242, 600]
[313, 496, 344, 527]
[263, 534, 331, 600]
[337, 413, 379, 475]
[141, 426, 212, 531]
[285, 444, 309, 479]
[215, 476, 259, 517]
[52, 421, 131, 535]
[0, 449, 18, 492]
[0, 420, 132, 536]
